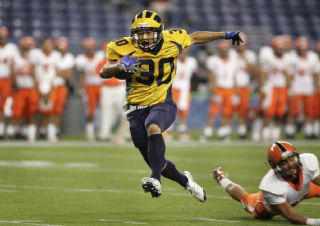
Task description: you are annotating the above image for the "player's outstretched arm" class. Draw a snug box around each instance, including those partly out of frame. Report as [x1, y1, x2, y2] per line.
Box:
[274, 202, 320, 225]
[189, 31, 243, 45]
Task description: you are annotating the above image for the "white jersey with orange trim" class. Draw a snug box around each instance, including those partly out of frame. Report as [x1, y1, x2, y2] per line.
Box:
[290, 51, 318, 95]
[173, 56, 198, 90]
[30, 49, 61, 94]
[232, 49, 257, 88]
[53, 52, 75, 87]
[259, 153, 320, 211]
[206, 55, 236, 89]
[13, 53, 35, 89]
[0, 43, 19, 79]
[75, 51, 104, 86]
[259, 45, 273, 66]
[260, 52, 291, 88]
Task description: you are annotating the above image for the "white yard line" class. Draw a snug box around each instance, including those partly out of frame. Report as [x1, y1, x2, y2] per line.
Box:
[0, 189, 18, 192]
[98, 219, 147, 225]
[191, 217, 240, 223]
[1, 184, 319, 206]
[0, 220, 63, 226]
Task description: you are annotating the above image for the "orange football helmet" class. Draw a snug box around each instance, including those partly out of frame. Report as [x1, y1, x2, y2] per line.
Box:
[0, 26, 9, 38]
[19, 36, 36, 48]
[55, 37, 69, 50]
[316, 42, 320, 52]
[101, 41, 108, 51]
[81, 37, 96, 49]
[295, 36, 310, 50]
[267, 141, 301, 180]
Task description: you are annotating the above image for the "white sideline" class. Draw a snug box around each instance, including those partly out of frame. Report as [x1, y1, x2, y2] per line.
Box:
[98, 219, 147, 224]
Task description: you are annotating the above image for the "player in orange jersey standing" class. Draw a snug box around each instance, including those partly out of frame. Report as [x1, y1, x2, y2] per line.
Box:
[76, 38, 104, 141]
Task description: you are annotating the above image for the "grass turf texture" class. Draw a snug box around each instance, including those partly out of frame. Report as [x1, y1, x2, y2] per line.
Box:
[0, 141, 319, 225]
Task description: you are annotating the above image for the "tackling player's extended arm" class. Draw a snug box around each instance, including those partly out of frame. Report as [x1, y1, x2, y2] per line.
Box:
[274, 202, 320, 225]
[189, 31, 243, 45]
[313, 175, 320, 186]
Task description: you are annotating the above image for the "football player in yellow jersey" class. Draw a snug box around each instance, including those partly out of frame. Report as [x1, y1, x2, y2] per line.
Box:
[100, 10, 243, 201]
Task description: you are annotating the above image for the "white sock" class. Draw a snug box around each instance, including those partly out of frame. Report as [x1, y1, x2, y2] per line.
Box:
[0, 122, 4, 136]
[272, 126, 281, 141]
[262, 126, 271, 141]
[47, 123, 57, 142]
[304, 122, 313, 137]
[285, 124, 295, 136]
[217, 126, 231, 138]
[219, 178, 233, 190]
[6, 125, 16, 136]
[237, 124, 247, 136]
[86, 122, 95, 141]
[177, 124, 187, 133]
[28, 124, 36, 142]
[314, 120, 320, 137]
[167, 124, 174, 132]
[204, 126, 213, 138]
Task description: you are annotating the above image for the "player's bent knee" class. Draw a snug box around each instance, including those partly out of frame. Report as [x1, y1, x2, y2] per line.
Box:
[147, 124, 161, 136]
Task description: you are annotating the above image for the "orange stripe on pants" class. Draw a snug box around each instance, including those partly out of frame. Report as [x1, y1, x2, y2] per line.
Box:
[0, 78, 12, 111]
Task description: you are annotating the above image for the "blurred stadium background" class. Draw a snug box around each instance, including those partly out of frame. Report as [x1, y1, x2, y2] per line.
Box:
[1, 0, 320, 135]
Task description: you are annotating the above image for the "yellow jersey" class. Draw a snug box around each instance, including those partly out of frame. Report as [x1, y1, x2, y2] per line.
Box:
[106, 29, 192, 106]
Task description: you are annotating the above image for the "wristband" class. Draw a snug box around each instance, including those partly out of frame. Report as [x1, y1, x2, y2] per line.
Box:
[306, 218, 319, 225]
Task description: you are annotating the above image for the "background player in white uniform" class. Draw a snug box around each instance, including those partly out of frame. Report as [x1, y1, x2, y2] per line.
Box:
[0, 26, 19, 139]
[96, 43, 129, 145]
[76, 38, 104, 141]
[314, 42, 320, 138]
[30, 37, 61, 140]
[260, 36, 292, 141]
[7, 36, 38, 141]
[214, 141, 320, 225]
[47, 37, 75, 142]
[204, 40, 237, 140]
[285, 37, 319, 139]
[232, 34, 258, 139]
[170, 47, 198, 141]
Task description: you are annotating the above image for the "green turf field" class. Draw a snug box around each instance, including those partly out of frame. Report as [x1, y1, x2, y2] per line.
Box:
[0, 141, 319, 225]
